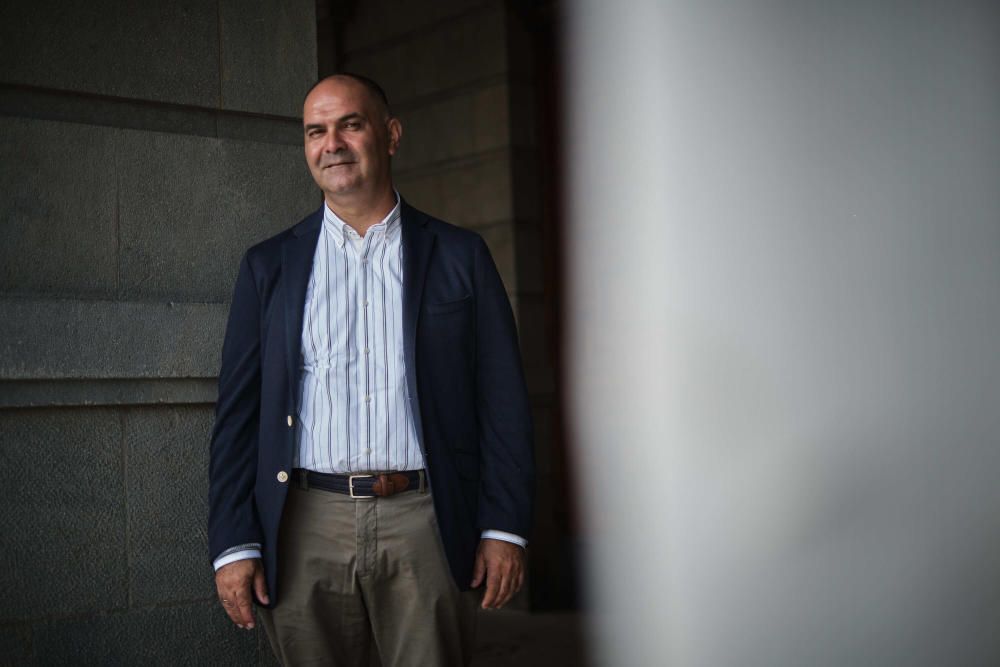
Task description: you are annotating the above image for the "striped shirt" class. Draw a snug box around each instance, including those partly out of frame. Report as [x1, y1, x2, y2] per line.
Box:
[296, 197, 424, 473]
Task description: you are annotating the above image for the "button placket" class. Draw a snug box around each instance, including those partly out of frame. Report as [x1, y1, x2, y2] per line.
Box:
[300, 208, 423, 474]
[360, 237, 372, 469]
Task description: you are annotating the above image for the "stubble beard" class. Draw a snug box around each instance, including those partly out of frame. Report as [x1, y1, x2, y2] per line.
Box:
[318, 163, 363, 197]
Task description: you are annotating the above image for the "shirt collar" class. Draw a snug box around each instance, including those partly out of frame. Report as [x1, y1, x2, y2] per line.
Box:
[323, 192, 401, 247]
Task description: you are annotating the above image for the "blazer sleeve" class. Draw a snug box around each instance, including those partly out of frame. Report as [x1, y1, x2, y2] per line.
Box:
[473, 236, 536, 538]
[207, 253, 264, 562]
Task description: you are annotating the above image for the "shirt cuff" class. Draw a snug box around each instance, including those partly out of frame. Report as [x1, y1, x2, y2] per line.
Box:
[213, 549, 262, 571]
[481, 529, 527, 548]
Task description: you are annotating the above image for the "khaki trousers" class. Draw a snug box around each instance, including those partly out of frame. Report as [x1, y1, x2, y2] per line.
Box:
[257, 482, 478, 667]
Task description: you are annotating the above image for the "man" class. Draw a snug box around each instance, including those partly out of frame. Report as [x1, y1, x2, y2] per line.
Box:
[208, 73, 535, 666]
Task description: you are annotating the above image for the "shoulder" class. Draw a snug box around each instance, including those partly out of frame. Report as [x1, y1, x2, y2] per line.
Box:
[401, 200, 485, 253]
[243, 207, 323, 270]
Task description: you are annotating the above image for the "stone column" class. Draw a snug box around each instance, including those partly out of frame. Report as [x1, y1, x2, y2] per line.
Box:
[0, 1, 316, 662]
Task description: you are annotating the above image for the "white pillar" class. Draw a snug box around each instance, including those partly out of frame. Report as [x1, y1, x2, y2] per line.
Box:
[566, 2, 1000, 665]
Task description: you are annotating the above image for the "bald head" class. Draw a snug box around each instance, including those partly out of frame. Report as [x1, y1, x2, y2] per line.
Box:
[303, 73, 391, 120]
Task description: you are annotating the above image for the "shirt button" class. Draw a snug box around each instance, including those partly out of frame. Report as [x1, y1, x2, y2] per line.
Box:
[277, 471, 288, 483]
[364, 395, 372, 402]
[286, 415, 294, 427]
[363, 347, 370, 355]
[364, 448, 372, 455]
[363, 300, 369, 307]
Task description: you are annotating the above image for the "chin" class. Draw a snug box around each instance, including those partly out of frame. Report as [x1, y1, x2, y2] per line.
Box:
[323, 177, 362, 195]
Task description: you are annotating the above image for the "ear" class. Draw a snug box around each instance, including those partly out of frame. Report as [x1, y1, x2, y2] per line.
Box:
[387, 117, 403, 156]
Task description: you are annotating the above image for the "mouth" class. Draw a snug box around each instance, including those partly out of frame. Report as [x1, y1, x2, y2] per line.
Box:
[322, 161, 356, 170]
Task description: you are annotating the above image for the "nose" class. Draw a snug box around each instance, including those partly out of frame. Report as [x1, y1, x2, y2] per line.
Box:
[323, 128, 346, 153]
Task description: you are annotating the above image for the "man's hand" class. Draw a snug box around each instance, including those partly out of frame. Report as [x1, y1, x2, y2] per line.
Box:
[215, 558, 269, 629]
[471, 538, 525, 609]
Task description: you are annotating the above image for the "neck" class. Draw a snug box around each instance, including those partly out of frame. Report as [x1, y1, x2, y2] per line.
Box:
[325, 186, 397, 237]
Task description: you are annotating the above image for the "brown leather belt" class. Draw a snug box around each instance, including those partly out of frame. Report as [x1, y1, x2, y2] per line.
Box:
[293, 468, 425, 498]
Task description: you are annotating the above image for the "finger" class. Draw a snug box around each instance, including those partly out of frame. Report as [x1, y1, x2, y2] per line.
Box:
[482, 570, 502, 609]
[235, 588, 255, 629]
[495, 566, 514, 608]
[471, 548, 486, 588]
[253, 564, 270, 605]
[216, 579, 243, 628]
[499, 557, 526, 608]
[219, 595, 241, 627]
[508, 552, 525, 598]
[222, 592, 245, 628]
[511, 563, 526, 604]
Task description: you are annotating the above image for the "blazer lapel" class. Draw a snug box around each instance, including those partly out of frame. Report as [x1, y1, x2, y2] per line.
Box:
[400, 199, 434, 444]
[282, 206, 323, 412]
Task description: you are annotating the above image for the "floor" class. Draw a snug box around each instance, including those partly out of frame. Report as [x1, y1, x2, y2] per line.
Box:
[472, 610, 589, 667]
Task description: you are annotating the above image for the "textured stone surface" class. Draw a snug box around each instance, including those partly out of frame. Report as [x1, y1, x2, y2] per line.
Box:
[0, 379, 217, 408]
[216, 113, 303, 146]
[0, 625, 33, 664]
[508, 81, 538, 149]
[528, 403, 556, 474]
[0, 408, 127, 621]
[217, 137, 322, 274]
[125, 406, 215, 606]
[397, 153, 513, 228]
[393, 82, 510, 173]
[509, 148, 542, 224]
[0, 299, 226, 380]
[0, 85, 304, 145]
[343, 3, 507, 104]
[513, 220, 546, 295]
[33, 601, 260, 665]
[512, 293, 549, 371]
[117, 130, 317, 301]
[341, 0, 495, 54]
[0, 0, 219, 108]
[0, 117, 118, 298]
[477, 220, 517, 295]
[220, 0, 317, 116]
[0, 0, 336, 660]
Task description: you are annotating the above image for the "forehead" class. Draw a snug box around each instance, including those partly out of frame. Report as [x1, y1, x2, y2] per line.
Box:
[303, 78, 377, 121]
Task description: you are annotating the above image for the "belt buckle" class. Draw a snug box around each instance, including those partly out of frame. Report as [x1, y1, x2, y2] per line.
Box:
[349, 474, 375, 499]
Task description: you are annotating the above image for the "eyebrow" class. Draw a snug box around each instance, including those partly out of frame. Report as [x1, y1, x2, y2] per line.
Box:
[303, 112, 365, 132]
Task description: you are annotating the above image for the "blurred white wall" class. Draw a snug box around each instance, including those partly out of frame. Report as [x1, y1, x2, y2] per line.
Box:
[566, 2, 1000, 665]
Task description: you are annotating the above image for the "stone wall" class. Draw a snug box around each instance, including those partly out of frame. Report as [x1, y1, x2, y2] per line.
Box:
[332, 0, 562, 608]
[0, 1, 317, 663]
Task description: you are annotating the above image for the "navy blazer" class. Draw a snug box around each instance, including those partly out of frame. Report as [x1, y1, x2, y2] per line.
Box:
[208, 200, 535, 604]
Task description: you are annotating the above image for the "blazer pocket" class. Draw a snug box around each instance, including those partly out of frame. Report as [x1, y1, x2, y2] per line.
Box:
[425, 294, 472, 315]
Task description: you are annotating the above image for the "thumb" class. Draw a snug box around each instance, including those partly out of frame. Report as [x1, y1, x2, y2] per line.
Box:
[253, 562, 270, 605]
[471, 547, 486, 588]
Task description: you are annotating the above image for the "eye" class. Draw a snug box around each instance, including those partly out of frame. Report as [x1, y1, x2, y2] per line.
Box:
[344, 121, 362, 130]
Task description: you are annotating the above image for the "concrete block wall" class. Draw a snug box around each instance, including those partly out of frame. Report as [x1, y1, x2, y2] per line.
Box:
[0, 0, 316, 663]
[335, 0, 559, 607]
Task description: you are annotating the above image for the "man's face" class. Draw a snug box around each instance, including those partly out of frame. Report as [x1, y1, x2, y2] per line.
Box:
[302, 77, 401, 199]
